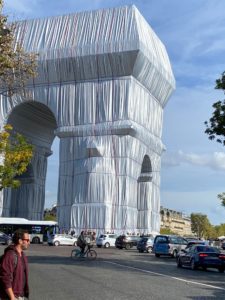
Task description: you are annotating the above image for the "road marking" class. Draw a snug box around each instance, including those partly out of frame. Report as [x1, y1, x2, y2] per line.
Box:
[103, 261, 225, 291]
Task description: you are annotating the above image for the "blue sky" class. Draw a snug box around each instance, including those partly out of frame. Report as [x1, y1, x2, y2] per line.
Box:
[3, 0, 225, 225]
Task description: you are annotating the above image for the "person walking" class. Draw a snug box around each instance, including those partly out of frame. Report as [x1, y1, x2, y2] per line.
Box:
[0, 229, 30, 300]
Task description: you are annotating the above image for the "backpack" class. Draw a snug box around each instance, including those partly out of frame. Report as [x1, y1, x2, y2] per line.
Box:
[77, 236, 84, 247]
[0, 250, 18, 271]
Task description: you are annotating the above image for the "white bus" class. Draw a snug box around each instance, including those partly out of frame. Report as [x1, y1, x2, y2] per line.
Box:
[0, 217, 58, 244]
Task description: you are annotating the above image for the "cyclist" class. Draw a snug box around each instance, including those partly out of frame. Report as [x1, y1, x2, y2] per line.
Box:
[77, 231, 87, 255]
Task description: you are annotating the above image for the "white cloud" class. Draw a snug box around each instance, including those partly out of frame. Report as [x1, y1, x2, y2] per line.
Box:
[163, 151, 225, 171]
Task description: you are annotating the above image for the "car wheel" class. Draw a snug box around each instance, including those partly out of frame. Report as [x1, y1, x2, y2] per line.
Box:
[97, 245, 102, 248]
[202, 266, 207, 271]
[218, 267, 225, 273]
[32, 237, 40, 244]
[125, 244, 131, 250]
[138, 249, 143, 253]
[54, 241, 60, 246]
[73, 241, 77, 246]
[104, 242, 110, 248]
[177, 258, 182, 268]
[155, 254, 160, 258]
[147, 246, 153, 253]
[191, 259, 197, 270]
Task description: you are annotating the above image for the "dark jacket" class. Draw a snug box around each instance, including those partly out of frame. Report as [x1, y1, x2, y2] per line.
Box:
[0, 245, 29, 299]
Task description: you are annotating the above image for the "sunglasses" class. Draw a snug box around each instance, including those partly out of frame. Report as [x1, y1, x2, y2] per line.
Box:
[22, 239, 30, 242]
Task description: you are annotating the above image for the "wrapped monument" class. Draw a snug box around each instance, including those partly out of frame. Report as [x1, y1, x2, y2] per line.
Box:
[0, 5, 175, 235]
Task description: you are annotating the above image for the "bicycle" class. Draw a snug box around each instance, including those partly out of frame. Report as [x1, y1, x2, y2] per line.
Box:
[71, 244, 97, 260]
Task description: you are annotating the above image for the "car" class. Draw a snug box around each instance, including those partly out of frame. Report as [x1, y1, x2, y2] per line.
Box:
[96, 234, 117, 248]
[153, 235, 188, 258]
[185, 240, 206, 249]
[0, 231, 12, 245]
[115, 235, 141, 250]
[177, 244, 225, 273]
[222, 241, 225, 250]
[137, 237, 154, 253]
[48, 234, 77, 246]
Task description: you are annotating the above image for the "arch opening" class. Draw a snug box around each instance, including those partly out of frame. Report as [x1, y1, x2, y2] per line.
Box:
[3, 101, 58, 220]
[137, 155, 153, 234]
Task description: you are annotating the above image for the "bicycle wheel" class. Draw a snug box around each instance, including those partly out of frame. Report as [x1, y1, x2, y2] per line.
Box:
[71, 249, 81, 260]
[87, 249, 97, 260]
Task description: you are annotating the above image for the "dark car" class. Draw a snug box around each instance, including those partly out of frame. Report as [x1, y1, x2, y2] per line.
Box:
[221, 242, 225, 250]
[0, 231, 12, 245]
[185, 240, 206, 249]
[177, 244, 225, 273]
[137, 237, 154, 253]
[153, 235, 188, 258]
[115, 235, 141, 250]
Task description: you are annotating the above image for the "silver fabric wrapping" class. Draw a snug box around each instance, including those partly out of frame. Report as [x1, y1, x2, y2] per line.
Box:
[0, 5, 175, 235]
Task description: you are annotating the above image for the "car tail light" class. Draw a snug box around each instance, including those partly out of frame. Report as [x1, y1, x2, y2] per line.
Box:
[219, 255, 225, 260]
[199, 253, 208, 257]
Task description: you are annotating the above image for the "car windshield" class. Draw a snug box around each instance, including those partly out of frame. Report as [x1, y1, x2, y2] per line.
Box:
[196, 246, 219, 253]
[99, 235, 106, 238]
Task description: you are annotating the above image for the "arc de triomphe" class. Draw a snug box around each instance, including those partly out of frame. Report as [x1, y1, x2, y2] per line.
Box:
[0, 5, 175, 235]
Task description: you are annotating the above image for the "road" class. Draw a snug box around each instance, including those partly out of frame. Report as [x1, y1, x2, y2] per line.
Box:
[1, 245, 225, 300]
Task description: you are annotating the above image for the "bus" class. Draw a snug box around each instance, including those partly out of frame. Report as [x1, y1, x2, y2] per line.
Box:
[0, 217, 58, 244]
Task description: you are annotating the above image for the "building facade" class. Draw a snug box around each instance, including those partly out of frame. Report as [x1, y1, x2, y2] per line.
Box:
[160, 206, 193, 236]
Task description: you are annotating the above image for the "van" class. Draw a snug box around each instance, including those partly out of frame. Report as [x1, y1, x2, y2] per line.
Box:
[153, 235, 188, 258]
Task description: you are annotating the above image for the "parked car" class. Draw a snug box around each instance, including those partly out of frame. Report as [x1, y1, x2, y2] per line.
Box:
[48, 234, 77, 246]
[115, 235, 141, 250]
[96, 234, 117, 248]
[0, 231, 12, 245]
[177, 244, 225, 273]
[153, 235, 188, 258]
[137, 237, 154, 253]
[222, 241, 225, 250]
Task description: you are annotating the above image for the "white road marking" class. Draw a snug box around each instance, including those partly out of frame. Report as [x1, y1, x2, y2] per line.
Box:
[103, 261, 225, 291]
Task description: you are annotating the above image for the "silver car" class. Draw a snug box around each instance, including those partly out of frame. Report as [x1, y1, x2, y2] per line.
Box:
[96, 234, 117, 248]
[48, 234, 77, 246]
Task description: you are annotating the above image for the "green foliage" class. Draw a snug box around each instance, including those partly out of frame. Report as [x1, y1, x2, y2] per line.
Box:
[160, 227, 176, 235]
[0, 0, 37, 96]
[190, 213, 213, 239]
[218, 192, 225, 207]
[205, 72, 225, 145]
[44, 213, 56, 221]
[214, 223, 225, 237]
[0, 124, 33, 190]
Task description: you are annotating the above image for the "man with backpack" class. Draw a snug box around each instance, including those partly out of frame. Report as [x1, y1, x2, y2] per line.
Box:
[0, 229, 30, 300]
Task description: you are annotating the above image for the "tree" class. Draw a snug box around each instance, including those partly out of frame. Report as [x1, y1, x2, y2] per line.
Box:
[0, 1, 35, 191]
[0, 0, 36, 96]
[218, 193, 225, 207]
[205, 72, 225, 208]
[205, 71, 225, 145]
[160, 228, 176, 235]
[0, 124, 33, 190]
[190, 213, 213, 239]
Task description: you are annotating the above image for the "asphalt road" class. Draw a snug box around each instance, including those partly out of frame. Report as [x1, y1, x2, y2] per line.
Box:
[1, 244, 225, 300]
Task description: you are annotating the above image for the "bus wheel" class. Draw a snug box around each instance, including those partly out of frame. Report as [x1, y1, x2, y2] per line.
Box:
[32, 237, 40, 244]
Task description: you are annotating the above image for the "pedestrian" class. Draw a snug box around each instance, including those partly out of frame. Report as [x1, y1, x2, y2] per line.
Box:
[0, 229, 30, 300]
